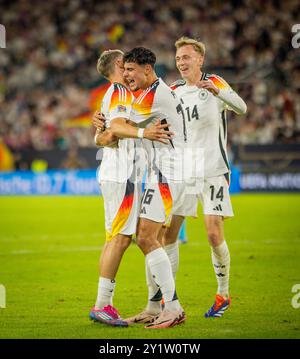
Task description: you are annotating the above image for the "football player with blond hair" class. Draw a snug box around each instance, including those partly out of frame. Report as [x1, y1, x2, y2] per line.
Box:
[163, 36, 247, 318]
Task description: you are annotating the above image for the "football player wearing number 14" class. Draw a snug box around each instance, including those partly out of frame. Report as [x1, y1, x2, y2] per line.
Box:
[163, 37, 247, 318]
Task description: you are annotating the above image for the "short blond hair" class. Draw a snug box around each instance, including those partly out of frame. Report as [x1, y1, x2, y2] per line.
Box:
[175, 37, 205, 56]
[97, 49, 124, 79]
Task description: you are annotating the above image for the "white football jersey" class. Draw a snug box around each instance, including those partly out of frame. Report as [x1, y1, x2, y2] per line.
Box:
[97, 82, 136, 183]
[171, 73, 247, 178]
[130, 78, 186, 182]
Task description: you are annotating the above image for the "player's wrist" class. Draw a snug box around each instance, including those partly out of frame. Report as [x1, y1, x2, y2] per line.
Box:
[214, 87, 221, 96]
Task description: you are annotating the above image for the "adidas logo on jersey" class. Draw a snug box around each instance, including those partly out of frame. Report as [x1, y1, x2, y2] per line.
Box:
[213, 204, 223, 211]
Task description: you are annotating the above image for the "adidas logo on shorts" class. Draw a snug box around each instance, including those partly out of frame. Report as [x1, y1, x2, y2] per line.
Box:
[213, 204, 222, 211]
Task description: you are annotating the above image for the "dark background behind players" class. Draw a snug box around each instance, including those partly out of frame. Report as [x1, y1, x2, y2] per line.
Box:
[0, 0, 299, 172]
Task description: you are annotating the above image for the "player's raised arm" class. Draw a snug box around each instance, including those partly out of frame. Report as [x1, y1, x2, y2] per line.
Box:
[110, 118, 174, 144]
[197, 75, 247, 115]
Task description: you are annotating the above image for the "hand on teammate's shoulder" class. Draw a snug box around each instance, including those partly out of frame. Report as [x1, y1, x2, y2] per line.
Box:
[196, 80, 219, 96]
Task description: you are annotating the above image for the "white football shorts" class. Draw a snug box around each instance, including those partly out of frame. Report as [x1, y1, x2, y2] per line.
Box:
[139, 177, 186, 224]
[100, 180, 142, 241]
[174, 174, 234, 218]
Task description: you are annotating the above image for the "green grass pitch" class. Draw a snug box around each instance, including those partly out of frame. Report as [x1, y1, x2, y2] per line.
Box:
[0, 194, 299, 339]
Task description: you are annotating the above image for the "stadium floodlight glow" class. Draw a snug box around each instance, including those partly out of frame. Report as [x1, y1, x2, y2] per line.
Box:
[0, 24, 6, 48]
[0, 284, 6, 308]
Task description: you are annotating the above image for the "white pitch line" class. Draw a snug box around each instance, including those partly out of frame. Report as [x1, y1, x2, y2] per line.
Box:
[10, 249, 35, 255]
[7, 246, 103, 256]
[6, 238, 290, 256]
[0, 233, 103, 242]
[2, 242, 204, 256]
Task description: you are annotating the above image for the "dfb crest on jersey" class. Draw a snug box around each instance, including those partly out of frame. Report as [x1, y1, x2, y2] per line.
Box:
[198, 89, 209, 101]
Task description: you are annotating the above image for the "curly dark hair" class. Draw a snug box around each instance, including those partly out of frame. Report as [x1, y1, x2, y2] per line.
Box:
[123, 47, 156, 67]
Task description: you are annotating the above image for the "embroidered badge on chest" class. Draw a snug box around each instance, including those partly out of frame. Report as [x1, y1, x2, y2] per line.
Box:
[198, 89, 209, 101]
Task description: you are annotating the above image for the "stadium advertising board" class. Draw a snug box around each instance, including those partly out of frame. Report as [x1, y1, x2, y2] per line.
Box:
[1, 169, 300, 195]
[0, 170, 100, 195]
[240, 172, 300, 192]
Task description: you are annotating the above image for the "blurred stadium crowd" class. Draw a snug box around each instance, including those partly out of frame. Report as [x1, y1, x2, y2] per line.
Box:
[0, 0, 300, 162]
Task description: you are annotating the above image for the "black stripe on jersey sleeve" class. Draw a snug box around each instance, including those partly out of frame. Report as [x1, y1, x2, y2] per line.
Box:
[222, 110, 227, 140]
[218, 125, 230, 171]
[224, 172, 230, 184]
[160, 118, 175, 149]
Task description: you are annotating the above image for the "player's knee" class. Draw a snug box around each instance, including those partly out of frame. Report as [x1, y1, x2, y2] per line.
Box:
[120, 237, 131, 251]
[136, 233, 154, 251]
[136, 225, 154, 251]
[112, 235, 131, 252]
[136, 236, 147, 251]
[207, 230, 222, 247]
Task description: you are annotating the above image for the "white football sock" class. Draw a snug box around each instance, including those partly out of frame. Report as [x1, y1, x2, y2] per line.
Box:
[146, 247, 181, 312]
[164, 242, 179, 280]
[211, 241, 230, 297]
[145, 258, 162, 314]
[95, 277, 115, 309]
